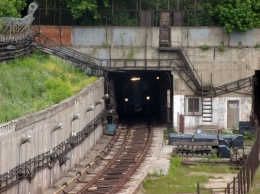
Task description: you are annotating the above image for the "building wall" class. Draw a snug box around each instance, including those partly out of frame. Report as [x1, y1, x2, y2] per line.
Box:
[33, 26, 72, 46]
[0, 78, 105, 194]
[174, 95, 252, 132]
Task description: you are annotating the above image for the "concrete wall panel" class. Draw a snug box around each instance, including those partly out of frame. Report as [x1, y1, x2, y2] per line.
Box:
[230, 29, 260, 47]
[149, 28, 159, 47]
[187, 28, 224, 47]
[112, 28, 146, 46]
[70, 27, 260, 48]
[73, 27, 106, 46]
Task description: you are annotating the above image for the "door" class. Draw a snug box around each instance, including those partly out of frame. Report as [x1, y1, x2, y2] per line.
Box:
[140, 11, 151, 27]
[179, 114, 184, 134]
[173, 11, 183, 26]
[227, 101, 239, 129]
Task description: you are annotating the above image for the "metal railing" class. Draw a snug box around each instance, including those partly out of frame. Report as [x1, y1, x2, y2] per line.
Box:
[0, 34, 34, 61]
[33, 8, 216, 27]
[34, 33, 104, 76]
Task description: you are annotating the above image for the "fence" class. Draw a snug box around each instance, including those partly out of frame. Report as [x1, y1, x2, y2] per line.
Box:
[197, 115, 260, 194]
[33, 8, 216, 27]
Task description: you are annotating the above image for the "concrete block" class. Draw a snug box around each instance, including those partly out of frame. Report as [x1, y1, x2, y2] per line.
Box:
[231, 135, 244, 149]
[239, 126, 255, 135]
[218, 145, 231, 158]
[169, 133, 192, 145]
[218, 134, 244, 149]
[194, 133, 218, 142]
[218, 139, 230, 148]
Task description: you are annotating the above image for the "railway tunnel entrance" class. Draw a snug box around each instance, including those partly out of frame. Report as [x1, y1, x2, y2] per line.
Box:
[107, 70, 173, 124]
[253, 71, 260, 122]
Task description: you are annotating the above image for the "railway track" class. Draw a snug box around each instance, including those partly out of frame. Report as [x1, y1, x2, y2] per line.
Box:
[66, 123, 152, 194]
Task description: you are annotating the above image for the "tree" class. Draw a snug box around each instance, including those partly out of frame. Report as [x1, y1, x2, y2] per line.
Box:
[65, 0, 109, 19]
[0, 0, 27, 17]
[205, 0, 259, 35]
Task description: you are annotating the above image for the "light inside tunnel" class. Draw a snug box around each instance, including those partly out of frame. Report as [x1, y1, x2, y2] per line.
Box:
[125, 98, 128, 102]
[131, 77, 140, 81]
[156, 76, 160, 80]
[146, 96, 150, 100]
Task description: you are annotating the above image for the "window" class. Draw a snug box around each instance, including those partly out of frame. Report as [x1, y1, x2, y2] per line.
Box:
[186, 97, 201, 115]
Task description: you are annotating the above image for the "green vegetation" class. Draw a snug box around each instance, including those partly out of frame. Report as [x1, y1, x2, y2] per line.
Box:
[143, 157, 237, 194]
[243, 131, 255, 141]
[232, 125, 239, 134]
[250, 166, 260, 194]
[127, 49, 135, 60]
[200, 44, 211, 51]
[255, 43, 260, 48]
[35, 0, 260, 34]
[205, 0, 260, 35]
[0, 51, 97, 124]
[0, 0, 26, 17]
[163, 128, 177, 141]
[218, 43, 226, 52]
[102, 42, 110, 48]
[64, 0, 109, 19]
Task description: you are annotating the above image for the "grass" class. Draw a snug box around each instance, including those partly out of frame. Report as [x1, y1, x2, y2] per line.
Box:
[143, 157, 238, 194]
[0, 51, 97, 124]
[250, 167, 260, 194]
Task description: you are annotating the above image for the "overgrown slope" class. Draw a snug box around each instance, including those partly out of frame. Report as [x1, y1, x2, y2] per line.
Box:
[0, 51, 97, 124]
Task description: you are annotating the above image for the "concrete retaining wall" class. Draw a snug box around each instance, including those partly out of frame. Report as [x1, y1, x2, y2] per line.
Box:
[70, 27, 259, 91]
[36, 26, 259, 89]
[32, 25, 260, 131]
[35, 26, 260, 48]
[0, 77, 105, 194]
[70, 27, 260, 48]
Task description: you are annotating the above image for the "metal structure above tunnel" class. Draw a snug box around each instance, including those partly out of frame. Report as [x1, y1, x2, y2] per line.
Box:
[33, 33, 255, 99]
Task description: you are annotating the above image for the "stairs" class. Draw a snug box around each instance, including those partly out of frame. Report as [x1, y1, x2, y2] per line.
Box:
[202, 86, 213, 123]
[213, 77, 254, 96]
[202, 97, 213, 122]
[178, 49, 201, 94]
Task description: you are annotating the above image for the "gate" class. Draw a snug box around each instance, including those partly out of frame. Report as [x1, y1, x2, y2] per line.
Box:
[159, 12, 171, 47]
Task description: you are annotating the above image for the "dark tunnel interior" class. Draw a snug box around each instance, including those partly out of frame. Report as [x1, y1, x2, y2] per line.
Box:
[108, 70, 172, 123]
[254, 71, 260, 122]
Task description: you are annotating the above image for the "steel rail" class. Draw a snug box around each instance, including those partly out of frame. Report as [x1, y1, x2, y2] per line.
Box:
[77, 123, 152, 194]
[76, 126, 132, 193]
[53, 127, 121, 194]
[108, 124, 152, 194]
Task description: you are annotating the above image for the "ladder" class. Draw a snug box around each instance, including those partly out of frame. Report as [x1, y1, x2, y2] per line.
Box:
[202, 96, 213, 122]
[201, 76, 213, 123]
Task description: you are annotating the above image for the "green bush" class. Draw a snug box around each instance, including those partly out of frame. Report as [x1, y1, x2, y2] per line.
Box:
[244, 131, 255, 141]
[218, 44, 225, 52]
[200, 44, 211, 51]
[255, 42, 260, 48]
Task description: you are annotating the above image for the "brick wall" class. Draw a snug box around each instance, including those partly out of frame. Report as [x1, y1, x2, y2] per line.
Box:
[33, 25, 72, 46]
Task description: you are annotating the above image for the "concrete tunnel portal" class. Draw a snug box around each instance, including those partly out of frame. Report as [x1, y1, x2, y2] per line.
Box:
[107, 70, 173, 124]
